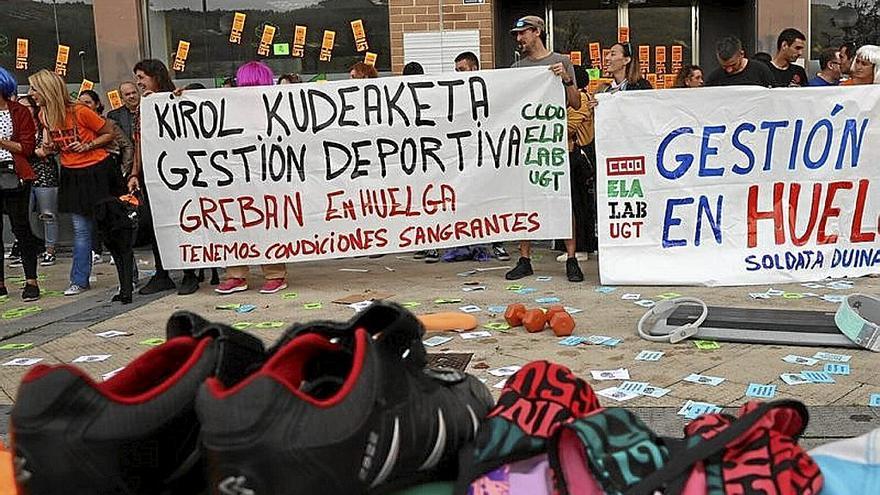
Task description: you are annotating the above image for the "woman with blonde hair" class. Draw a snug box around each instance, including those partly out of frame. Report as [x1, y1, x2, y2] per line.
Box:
[28, 69, 131, 301]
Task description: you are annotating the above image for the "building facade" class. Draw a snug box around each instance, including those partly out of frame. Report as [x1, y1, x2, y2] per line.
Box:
[0, 0, 876, 95]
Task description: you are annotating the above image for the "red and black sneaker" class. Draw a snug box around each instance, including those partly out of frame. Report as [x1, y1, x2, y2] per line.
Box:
[197, 302, 494, 494]
[11, 311, 266, 495]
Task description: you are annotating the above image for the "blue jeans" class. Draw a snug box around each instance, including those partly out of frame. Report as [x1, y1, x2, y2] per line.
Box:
[70, 213, 94, 287]
[32, 187, 59, 248]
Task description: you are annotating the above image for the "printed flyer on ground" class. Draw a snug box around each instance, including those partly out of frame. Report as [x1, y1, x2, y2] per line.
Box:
[140, 67, 572, 269]
[595, 85, 880, 286]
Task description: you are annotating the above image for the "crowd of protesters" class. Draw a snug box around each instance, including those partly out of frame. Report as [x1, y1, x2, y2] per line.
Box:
[0, 16, 878, 302]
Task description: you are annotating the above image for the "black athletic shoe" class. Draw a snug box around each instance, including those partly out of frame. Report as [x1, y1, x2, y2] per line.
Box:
[566, 257, 584, 283]
[11, 311, 266, 495]
[505, 257, 533, 280]
[492, 243, 510, 261]
[138, 274, 175, 295]
[178, 272, 200, 296]
[197, 302, 494, 495]
[424, 249, 441, 264]
[21, 284, 39, 302]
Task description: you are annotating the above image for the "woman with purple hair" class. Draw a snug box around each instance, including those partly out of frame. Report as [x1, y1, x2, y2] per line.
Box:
[215, 61, 289, 295]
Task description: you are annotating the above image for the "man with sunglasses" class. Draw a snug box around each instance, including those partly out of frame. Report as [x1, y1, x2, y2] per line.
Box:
[706, 36, 774, 87]
[809, 48, 842, 86]
[510, 16, 581, 110]
[505, 15, 584, 283]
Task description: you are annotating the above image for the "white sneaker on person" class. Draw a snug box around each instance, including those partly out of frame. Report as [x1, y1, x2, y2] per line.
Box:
[556, 252, 589, 262]
[63, 284, 89, 296]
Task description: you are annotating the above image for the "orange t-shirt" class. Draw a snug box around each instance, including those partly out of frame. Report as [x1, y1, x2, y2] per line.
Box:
[48, 104, 109, 168]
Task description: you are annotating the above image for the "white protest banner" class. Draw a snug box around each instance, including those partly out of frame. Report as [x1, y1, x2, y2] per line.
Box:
[141, 67, 571, 269]
[595, 86, 880, 286]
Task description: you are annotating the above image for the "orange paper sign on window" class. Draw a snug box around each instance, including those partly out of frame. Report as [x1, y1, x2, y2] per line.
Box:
[292, 25, 307, 57]
[646, 73, 657, 87]
[172, 40, 190, 72]
[15, 38, 28, 70]
[258, 25, 276, 57]
[570, 51, 582, 66]
[664, 74, 677, 88]
[319, 30, 335, 62]
[107, 90, 123, 110]
[618, 26, 630, 43]
[655, 46, 667, 74]
[602, 48, 611, 72]
[589, 42, 601, 65]
[55, 44, 70, 76]
[229, 12, 246, 44]
[364, 52, 377, 66]
[78, 79, 94, 96]
[638, 45, 650, 74]
[672, 45, 683, 63]
[351, 19, 369, 52]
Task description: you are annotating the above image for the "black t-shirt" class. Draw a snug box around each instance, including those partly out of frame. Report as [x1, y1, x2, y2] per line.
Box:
[706, 59, 775, 88]
[769, 62, 809, 87]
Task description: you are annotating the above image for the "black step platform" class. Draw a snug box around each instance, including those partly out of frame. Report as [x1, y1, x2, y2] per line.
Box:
[657, 305, 857, 348]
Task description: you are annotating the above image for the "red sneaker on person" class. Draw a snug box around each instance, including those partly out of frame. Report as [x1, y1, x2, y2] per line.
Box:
[259, 279, 288, 294]
[215, 278, 248, 295]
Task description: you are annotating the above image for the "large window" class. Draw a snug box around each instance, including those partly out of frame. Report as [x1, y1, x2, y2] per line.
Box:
[811, 0, 880, 59]
[0, 0, 100, 83]
[147, 0, 391, 82]
[629, 1, 693, 74]
[552, 0, 618, 67]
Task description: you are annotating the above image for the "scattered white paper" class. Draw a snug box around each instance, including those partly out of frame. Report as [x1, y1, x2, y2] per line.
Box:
[493, 379, 508, 389]
[458, 305, 483, 313]
[460, 331, 492, 340]
[765, 289, 784, 296]
[72, 355, 111, 363]
[780, 373, 812, 386]
[597, 386, 639, 402]
[535, 276, 553, 282]
[591, 368, 630, 381]
[102, 367, 125, 381]
[2, 358, 43, 367]
[587, 335, 612, 345]
[622, 293, 642, 301]
[801, 283, 825, 289]
[749, 293, 771, 300]
[422, 336, 453, 347]
[563, 307, 583, 315]
[821, 295, 846, 303]
[94, 330, 131, 339]
[489, 366, 522, 377]
[338, 268, 369, 273]
[634, 300, 657, 308]
[461, 286, 486, 292]
[641, 386, 672, 398]
[684, 374, 725, 386]
[813, 352, 852, 363]
[618, 381, 649, 394]
[782, 355, 819, 366]
[347, 301, 373, 312]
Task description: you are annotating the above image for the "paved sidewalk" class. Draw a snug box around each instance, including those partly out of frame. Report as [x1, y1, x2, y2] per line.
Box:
[0, 248, 878, 443]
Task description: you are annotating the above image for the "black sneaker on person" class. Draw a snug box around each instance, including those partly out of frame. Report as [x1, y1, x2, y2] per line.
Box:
[138, 274, 176, 295]
[197, 302, 493, 494]
[566, 257, 584, 283]
[424, 249, 441, 263]
[178, 272, 200, 295]
[505, 257, 534, 280]
[10, 311, 266, 495]
[492, 243, 510, 261]
[21, 284, 40, 302]
[412, 250, 428, 260]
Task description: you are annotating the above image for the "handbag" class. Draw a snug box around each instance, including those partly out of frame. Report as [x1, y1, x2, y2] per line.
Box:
[0, 161, 22, 191]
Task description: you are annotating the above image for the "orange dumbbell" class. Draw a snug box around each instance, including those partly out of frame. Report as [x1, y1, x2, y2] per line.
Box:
[504, 303, 527, 327]
[523, 309, 548, 333]
[549, 311, 576, 337]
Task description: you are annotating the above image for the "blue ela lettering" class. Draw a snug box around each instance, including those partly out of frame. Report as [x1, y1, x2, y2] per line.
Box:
[655, 104, 869, 180]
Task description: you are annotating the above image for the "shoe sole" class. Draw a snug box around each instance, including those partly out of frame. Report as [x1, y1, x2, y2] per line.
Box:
[425, 259, 440, 264]
[40, 262, 55, 267]
[259, 284, 288, 294]
[215, 285, 248, 295]
[22, 296, 40, 302]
